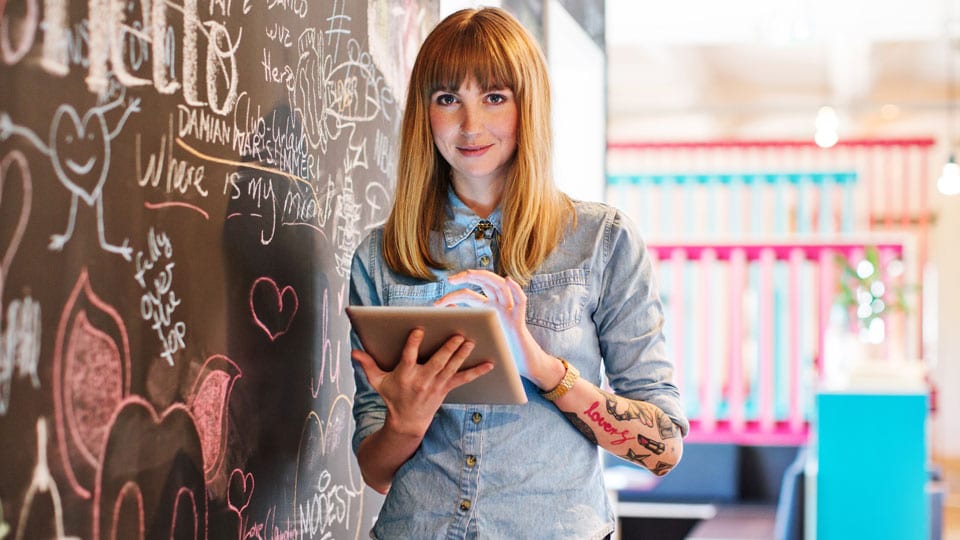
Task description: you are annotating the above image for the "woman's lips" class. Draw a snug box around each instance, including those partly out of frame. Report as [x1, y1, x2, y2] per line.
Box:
[457, 144, 492, 157]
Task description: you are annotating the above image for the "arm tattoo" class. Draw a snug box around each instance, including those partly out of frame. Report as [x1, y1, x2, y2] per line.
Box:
[637, 434, 666, 455]
[657, 410, 679, 440]
[651, 461, 674, 476]
[563, 411, 598, 444]
[601, 390, 655, 428]
[623, 448, 651, 466]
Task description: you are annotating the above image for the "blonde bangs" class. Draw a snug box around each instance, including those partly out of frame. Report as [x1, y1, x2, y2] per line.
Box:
[418, 15, 521, 98]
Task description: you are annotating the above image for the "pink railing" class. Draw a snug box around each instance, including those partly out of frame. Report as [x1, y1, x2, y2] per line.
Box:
[648, 239, 912, 445]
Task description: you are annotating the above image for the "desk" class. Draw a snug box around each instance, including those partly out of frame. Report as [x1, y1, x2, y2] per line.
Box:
[686, 505, 777, 540]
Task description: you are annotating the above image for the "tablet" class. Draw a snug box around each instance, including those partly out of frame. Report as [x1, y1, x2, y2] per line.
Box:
[345, 306, 527, 405]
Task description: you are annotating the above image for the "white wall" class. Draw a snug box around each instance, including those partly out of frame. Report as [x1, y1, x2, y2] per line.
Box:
[547, 0, 606, 202]
[932, 193, 960, 456]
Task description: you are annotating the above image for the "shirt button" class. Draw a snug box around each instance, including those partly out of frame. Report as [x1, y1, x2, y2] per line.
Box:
[466, 455, 477, 467]
[479, 255, 491, 266]
[459, 499, 472, 512]
[471, 412, 482, 424]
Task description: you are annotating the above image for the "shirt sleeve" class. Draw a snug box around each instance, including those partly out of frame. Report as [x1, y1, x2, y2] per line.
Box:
[594, 208, 690, 436]
[349, 231, 389, 455]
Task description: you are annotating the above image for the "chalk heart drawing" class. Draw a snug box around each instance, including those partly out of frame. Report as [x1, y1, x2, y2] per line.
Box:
[50, 106, 110, 204]
[227, 469, 254, 515]
[250, 277, 298, 341]
[186, 355, 242, 483]
[0, 151, 31, 284]
[294, 395, 365, 540]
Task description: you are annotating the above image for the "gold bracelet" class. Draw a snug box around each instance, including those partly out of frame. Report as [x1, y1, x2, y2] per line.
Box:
[540, 358, 579, 401]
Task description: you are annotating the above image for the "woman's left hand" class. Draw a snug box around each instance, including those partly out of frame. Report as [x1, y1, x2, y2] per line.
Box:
[435, 269, 565, 391]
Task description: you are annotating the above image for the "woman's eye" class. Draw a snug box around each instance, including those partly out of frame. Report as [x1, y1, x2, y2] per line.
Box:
[486, 93, 507, 104]
[435, 94, 457, 106]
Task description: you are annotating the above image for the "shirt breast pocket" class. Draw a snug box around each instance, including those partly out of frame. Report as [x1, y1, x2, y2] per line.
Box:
[524, 269, 590, 331]
[384, 281, 445, 306]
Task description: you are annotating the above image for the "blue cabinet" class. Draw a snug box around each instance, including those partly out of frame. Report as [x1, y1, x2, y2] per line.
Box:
[812, 391, 928, 540]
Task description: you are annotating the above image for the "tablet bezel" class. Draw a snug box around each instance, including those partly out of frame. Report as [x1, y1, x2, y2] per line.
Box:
[346, 306, 527, 405]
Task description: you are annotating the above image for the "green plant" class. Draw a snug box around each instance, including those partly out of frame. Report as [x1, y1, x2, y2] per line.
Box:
[834, 245, 912, 343]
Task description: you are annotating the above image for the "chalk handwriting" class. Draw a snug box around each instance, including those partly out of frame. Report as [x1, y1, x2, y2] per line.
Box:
[0, 295, 42, 416]
[178, 104, 234, 146]
[266, 23, 293, 47]
[135, 115, 209, 197]
[267, 0, 308, 19]
[0, 0, 38, 66]
[298, 469, 357, 539]
[244, 505, 299, 540]
[2, 0, 241, 110]
[134, 228, 185, 366]
[310, 287, 341, 396]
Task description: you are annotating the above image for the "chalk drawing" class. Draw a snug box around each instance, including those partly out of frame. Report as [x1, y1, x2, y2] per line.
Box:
[0, 150, 40, 416]
[293, 395, 364, 540]
[0, 97, 139, 260]
[249, 277, 298, 341]
[14, 418, 79, 540]
[93, 396, 206, 540]
[52, 268, 130, 499]
[186, 354, 242, 482]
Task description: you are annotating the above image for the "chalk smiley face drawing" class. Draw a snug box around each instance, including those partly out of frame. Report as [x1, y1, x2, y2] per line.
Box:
[50, 106, 110, 205]
[0, 96, 139, 260]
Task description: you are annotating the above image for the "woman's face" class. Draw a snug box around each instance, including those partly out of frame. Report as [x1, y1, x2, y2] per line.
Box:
[429, 77, 518, 195]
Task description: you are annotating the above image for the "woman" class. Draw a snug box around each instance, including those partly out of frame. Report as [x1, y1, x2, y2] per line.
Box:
[350, 7, 687, 539]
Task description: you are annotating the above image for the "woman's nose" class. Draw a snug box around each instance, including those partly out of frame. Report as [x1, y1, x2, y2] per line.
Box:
[459, 106, 481, 136]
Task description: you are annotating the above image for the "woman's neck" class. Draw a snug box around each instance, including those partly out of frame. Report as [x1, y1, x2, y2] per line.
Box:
[451, 180, 503, 219]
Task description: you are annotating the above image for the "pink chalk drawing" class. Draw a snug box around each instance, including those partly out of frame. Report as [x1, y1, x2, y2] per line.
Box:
[249, 277, 298, 341]
[293, 395, 365, 540]
[0, 150, 31, 302]
[93, 396, 206, 540]
[186, 355, 242, 482]
[110, 482, 145, 540]
[144, 200, 210, 220]
[227, 469, 254, 516]
[170, 488, 200, 539]
[53, 268, 130, 499]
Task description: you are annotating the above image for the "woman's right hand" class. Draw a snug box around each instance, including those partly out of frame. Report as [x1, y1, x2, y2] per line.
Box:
[351, 328, 494, 438]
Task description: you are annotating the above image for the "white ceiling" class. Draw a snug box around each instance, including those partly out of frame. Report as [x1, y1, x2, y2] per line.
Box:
[605, 0, 960, 142]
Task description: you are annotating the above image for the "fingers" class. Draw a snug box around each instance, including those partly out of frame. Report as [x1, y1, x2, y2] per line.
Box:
[351, 348, 385, 387]
[430, 336, 494, 393]
[432, 335, 474, 377]
[445, 269, 522, 309]
[449, 361, 495, 388]
[399, 327, 426, 367]
[434, 288, 487, 307]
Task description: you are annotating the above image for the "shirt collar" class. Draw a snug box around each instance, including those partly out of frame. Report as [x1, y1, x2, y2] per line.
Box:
[443, 188, 502, 248]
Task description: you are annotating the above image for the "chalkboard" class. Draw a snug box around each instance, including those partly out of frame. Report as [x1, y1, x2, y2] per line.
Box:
[0, 1, 437, 538]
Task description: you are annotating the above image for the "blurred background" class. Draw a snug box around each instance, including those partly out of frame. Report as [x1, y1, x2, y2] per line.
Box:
[445, 0, 960, 537]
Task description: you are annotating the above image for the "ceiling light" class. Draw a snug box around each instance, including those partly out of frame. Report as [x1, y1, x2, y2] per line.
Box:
[938, 155, 960, 195]
[814, 106, 839, 148]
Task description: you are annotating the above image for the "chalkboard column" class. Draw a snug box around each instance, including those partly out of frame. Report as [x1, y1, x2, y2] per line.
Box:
[0, 1, 437, 538]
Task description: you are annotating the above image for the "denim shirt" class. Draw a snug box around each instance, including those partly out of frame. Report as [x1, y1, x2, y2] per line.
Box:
[350, 192, 688, 540]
